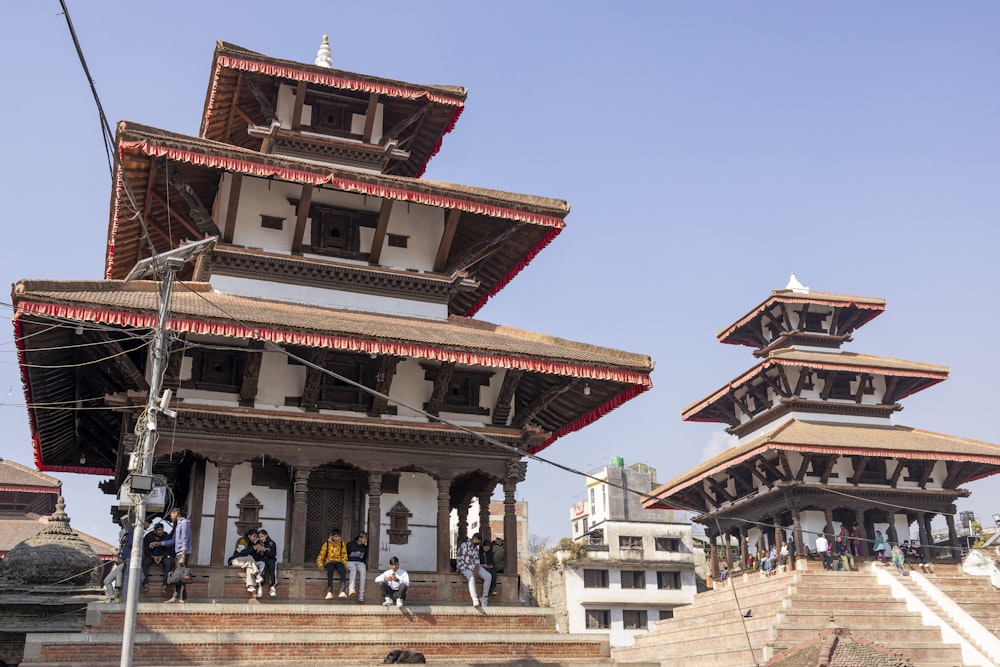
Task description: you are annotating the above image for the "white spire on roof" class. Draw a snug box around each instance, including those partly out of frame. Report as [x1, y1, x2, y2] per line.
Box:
[784, 272, 810, 293]
[315, 35, 333, 68]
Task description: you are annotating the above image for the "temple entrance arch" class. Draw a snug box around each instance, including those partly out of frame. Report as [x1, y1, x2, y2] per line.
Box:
[304, 463, 367, 565]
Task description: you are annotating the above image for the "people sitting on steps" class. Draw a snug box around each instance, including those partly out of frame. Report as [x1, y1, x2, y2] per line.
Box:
[375, 556, 409, 608]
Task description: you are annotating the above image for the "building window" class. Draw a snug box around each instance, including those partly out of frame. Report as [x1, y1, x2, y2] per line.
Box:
[655, 538, 680, 552]
[260, 214, 285, 230]
[585, 609, 610, 629]
[316, 354, 376, 411]
[824, 372, 855, 400]
[588, 529, 604, 546]
[307, 204, 376, 260]
[619, 535, 643, 551]
[183, 348, 245, 393]
[421, 365, 493, 415]
[583, 569, 609, 588]
[803, 311, 828, 333]
[622, 610, 648, 630]
[657, 571, 681, 590]
[658, 609, 674, 621]
[621, 570, 646, 589]
[387, 234, 408, 248]
[589, 487, 596, 515]
[307, 98, 366, 138]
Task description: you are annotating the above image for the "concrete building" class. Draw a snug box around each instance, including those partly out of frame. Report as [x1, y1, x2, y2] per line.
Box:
[533, 459, 697, 648]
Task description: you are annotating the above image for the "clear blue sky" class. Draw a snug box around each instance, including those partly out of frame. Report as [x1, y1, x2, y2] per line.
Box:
[2, 2, 999, 548]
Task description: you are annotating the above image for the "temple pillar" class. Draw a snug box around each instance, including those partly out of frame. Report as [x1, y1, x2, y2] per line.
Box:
[852, 508, 864, 557]
[739, 527, 748, 569]
[290, 468, 311, 566]
[917, 512, 931, 561]
[922, 513, 935, 560]
[791, 505, 804, 571]
[823, 508, 834, 538]
[724, 529, 735, 573]
[503, 479, 519, 576]
[367, 471, 383, 570]
[436, 477, 452, 573]
[478, 491, 492, 541]
[209, 461, 234, 565]
[945, 511, 959, 559]
[709, 533, 720, 579]
[887, 515, 899, 545]
[457, 498, 470, 544]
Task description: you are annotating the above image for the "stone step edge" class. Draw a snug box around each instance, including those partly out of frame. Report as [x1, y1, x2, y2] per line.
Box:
[27, 632, 609, 646]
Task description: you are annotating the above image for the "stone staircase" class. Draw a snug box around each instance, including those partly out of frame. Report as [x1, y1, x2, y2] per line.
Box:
[927, 571, 1000, 636]
[20, 600, 612, 666]
[612, 567, 966, 666]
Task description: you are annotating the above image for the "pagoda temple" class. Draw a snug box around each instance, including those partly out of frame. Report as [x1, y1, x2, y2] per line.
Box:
[12, 37, 653, 588]
[645, 274, 1000, 576]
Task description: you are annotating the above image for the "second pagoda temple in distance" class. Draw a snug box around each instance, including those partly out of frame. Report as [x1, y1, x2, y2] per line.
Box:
[645, 274, 1000, 576]
[11, 36, 653, 596]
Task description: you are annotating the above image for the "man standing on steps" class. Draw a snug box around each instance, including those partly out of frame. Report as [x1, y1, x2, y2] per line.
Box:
[815, 533, 832, 570]
[457, 532, 491, 607]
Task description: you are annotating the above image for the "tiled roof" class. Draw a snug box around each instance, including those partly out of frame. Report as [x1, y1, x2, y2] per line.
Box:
[0, 458, 61, 489]
[14, 280, 653, 375]
[717, 290, 886, 341]
[764, 626, 913, 666]
[0, 513, 117, 558]
[648, 418, 1000, 501]
[119, 122, 570, 217]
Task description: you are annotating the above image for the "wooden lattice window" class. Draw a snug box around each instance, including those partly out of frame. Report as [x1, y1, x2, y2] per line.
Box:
[387, 234, 408, 248]
[307, 97, 367, 138]
[260, 214, 285, 230]
[307, 204, 376, 260]
[183, 348, 245, 393]
[387, 501, 412, 545]
[235, 493, 262, 536]
[802, 311, 828, 333]
[422, 365, 494, 415]
[316, 354, 376, 412]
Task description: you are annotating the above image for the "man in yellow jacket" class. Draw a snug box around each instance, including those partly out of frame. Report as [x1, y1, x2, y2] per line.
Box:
[317, 529, 348, 599]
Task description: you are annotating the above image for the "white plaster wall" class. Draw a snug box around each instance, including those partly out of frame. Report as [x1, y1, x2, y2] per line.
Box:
[254, 350, 307, 410]
[389, 358, 433, 421]
[377, 203, 443, 272]
[800, 511, 828, 549]
[372, 473, 437, 571]
[210, 275, 449, 319]
[229, 178, 303, 253]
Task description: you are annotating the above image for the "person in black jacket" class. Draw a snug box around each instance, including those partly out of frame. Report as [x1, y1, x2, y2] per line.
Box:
[480, 540, 498, 596]
[142, 522, 174, 594]
[228, 529, 263, 594]
[254, 529, 278, 597]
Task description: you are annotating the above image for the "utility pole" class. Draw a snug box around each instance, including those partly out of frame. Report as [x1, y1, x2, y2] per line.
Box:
[119, 238, 215, 667]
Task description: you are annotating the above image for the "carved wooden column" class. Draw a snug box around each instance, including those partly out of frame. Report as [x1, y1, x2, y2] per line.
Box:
[457, 499, 470, 545]
[290, 468, 311, 566]
[367, 471, 383, 570]
[478, 491, 492, 541]
[210, 461, 234, 565]
[945, 511, 959, 559]
[791, 505, 804, 571]
[503, 460, 526, 576]
[738, 527, 748, 569]
[919, 513, 933, 561]
[724, 530, 735, 572]
[709, 533, 720, 579]
[436, 477, 452, 573]
[851, 509, 864, 557]
[887, 514, 899, 545]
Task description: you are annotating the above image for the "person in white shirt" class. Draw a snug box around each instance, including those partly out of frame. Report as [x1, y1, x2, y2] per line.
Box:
[375, 556, 409, 608]
[815, 533, 832, 570]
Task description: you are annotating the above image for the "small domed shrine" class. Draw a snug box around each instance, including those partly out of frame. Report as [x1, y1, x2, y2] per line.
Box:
[2, 496, 102, 587]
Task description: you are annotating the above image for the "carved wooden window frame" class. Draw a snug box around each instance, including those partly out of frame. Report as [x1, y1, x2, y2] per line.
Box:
[422, 364, 494, 415]
[182, 348, 245, 393]
[316, 353, 377, 412]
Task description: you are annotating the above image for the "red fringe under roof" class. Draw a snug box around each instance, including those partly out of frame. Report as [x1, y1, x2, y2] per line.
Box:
[530, 383, 650, 455]
[16, 301, 653, 387]
[202, 57, 465, 178]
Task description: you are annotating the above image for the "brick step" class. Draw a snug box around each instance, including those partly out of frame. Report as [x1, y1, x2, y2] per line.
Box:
[773, 622, 949, 646]
[24, 636, 610, 666]
[85, 603, 554, 633]
[778, 608, 930, 628]
[24, 602, 609, 666]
